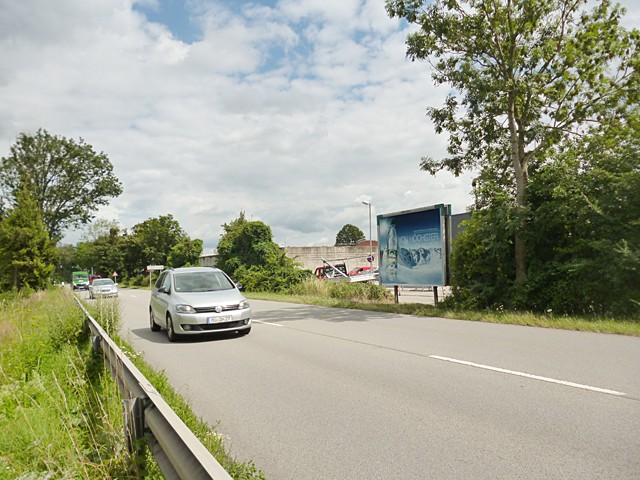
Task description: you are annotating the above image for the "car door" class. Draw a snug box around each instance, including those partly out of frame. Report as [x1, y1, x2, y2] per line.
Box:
[151, 272, 171, 327]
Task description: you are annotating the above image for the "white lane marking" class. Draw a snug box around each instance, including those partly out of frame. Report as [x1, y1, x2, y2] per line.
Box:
[430, 355, 626, 397]
[253, 320, 283, 327]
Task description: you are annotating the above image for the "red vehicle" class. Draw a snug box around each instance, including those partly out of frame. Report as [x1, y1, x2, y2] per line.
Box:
[348, 266, 371, 276]
[314, 262, 348, 280]
[89, 274, 102, 285]
[315, 260, 377, 283]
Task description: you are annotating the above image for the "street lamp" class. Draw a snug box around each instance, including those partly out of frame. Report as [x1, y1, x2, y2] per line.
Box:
[362, 200, 373, 271]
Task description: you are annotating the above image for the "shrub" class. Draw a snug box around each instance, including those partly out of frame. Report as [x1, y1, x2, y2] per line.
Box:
[291, 278, 392, 303]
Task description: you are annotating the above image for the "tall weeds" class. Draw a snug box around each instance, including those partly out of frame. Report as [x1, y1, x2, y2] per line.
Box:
[1, 288, 266, 479]
[0, 289, 137, 479]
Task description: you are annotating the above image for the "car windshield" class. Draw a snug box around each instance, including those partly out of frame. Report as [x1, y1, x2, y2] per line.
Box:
[93, 279, 114, 286]
[173, 271, 234, 293]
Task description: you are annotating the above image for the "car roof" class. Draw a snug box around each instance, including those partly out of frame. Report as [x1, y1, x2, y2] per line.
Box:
[166, 267, 223, 274]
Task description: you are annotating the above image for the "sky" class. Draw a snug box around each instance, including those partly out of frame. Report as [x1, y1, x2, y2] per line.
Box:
[1, 0, 638, 250]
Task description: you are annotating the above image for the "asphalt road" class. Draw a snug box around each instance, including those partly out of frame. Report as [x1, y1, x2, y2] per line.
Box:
[115, 288, 640, 480]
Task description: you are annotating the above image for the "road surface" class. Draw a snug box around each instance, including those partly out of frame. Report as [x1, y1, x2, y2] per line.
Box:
[114, 288, 640, 480]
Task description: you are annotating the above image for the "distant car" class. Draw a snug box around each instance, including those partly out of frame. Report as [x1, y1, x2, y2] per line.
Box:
[89, 278, 118, 299]
[149, 266, 251, 342]
[89, 274, 102, 285]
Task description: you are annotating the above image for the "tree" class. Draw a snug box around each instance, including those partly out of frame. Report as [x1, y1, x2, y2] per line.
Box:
[54, 243, 75, 282]
[449, 106, 640, 315]
[74, 225, 125, 279]
[216, 213, 310, 292]
[167, 237, 204, 268]
[0, 129, 123, 241]
[217, 218, 279, 274]
[335, 224, 365, 246]
[387, 0, 640, 284]
[524, 108, 640, 316]
[0, 183, 56, 290]
[130, 214, 187, 269]
[81, 218, 121, 243]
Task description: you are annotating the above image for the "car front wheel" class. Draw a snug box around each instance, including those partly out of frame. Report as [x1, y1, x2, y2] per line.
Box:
[166, 315, 178, 342]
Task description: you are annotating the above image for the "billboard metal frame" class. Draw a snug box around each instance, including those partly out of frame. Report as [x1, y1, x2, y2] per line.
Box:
[376, 204, 451, 288]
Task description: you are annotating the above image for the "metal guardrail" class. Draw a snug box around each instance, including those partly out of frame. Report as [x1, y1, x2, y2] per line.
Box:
[74, 297, 233, 480]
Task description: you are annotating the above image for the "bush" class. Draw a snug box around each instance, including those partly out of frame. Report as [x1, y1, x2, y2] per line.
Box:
[122, 274, 151, 288]
[291, 278, 393, 303]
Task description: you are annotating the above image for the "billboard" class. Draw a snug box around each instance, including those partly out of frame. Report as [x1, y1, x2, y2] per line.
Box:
[377, 204, 450, 287]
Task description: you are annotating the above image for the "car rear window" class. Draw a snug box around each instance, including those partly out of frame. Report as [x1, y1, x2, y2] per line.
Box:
[173, 272, 234, 293]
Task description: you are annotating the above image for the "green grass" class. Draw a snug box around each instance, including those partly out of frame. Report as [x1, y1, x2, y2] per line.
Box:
[246, 280, 640, 336]
[0, 288, 266, 480]
[0, 288, 136, 479]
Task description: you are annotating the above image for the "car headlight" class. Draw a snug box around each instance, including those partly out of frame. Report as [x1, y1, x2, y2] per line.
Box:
[176, 304, 195, 314]
[238, 300, 250, 310]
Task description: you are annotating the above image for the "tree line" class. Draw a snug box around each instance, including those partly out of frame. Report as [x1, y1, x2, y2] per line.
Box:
[0, 130, 203, 289]
[388, 0, 640, 317]
[2, 0, 638, 317]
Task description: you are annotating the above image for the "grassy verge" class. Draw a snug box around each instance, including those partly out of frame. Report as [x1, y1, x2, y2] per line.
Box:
[0, 288, 265, 480]
[246, 280, 640, 337]
[0, 288, 135, 479]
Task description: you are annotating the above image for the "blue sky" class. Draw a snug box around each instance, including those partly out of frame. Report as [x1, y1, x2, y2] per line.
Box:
[1, 0, 638, 249]
[134, 0, 202, 43]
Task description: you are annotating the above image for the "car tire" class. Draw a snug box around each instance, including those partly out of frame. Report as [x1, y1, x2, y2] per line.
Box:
[166, 315, 178, 342]
[150, 309, 160, 332]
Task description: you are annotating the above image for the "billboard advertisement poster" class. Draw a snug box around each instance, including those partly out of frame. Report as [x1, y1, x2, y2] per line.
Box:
[377, 204, 450, 287]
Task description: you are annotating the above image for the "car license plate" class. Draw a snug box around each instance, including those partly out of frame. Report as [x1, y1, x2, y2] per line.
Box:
[207, 316, 232, 324]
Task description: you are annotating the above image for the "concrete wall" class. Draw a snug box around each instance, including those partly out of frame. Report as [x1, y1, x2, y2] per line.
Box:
[199, 246, 376, 272]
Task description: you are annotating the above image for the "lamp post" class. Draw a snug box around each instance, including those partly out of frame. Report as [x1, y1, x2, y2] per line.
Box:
[362, 201, 373, 271]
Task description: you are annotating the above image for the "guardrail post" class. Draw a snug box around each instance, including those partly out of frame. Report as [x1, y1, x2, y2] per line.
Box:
[123, 396, 147, 474]
[91, 333, 102, 354]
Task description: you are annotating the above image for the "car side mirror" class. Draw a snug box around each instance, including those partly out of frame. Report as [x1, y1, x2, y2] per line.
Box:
[158, 286, 170, 294]
[235, 283, 244, 291]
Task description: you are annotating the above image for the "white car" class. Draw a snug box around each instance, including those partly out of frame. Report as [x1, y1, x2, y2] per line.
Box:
[89, 278, 118, 299]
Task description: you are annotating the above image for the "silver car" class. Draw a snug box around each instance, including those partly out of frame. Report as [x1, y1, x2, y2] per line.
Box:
[89, 278, 118, 299]
[149, 267, 251, 342]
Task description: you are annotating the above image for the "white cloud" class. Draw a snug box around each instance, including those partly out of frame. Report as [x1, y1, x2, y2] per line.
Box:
[2, 0, 635, 248]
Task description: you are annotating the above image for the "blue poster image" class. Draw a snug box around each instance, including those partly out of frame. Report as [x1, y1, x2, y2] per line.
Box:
[377, 206, 446, 286]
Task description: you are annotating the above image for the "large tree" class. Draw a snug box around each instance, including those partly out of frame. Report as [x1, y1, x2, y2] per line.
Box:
[0, 183, 56, 290]
[130, 214, 186, 268]
[387, 0, 640, 284]
[0, 129, 123, 241]
[126, 214, 203, 273]
[335, 224, 365, 246]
